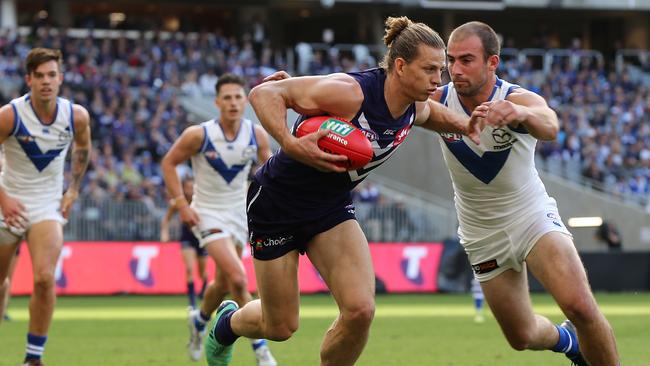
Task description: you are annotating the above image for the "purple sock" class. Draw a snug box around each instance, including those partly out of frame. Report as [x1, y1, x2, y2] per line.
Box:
[214, 310, 240, 346]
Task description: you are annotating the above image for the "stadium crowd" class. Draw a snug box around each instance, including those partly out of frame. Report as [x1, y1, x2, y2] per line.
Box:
[505, 55, 650, 205]
[0, 26, 648, 240]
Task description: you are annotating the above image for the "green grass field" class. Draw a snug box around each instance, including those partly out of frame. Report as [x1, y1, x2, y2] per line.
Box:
[1, 293, 648, 365]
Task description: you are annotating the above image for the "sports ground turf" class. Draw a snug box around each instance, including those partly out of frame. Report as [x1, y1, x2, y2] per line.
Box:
[1, 293, 648, 365]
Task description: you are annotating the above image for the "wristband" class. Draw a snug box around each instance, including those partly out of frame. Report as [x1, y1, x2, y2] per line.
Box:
[169, 195, 189, 209]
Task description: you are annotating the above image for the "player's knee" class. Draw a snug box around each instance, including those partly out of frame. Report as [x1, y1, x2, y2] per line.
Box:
[505, 330, 534, 351]
[265, 321, 299, 341]
[562, 296, 598, 325]
[213, 279, 227, 292]
[227, 272, 248, 294]
[32, 271, 55, 291]
[341, 301, 375, 329]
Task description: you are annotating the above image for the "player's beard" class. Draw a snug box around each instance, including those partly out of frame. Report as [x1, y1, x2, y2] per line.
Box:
[455, 72, 489, 98]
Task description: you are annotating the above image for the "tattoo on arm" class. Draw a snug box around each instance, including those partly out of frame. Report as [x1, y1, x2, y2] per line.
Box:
[70, 148, 90, 191]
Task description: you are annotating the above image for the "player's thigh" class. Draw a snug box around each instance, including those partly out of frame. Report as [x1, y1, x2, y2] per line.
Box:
[526, 232, 598, 316]
[25, 220, 63, 276]
[253, 251, 300, 329]
[0, 241, 19, 280]
[306, 219, 375, 312]
[480, 268, 537, 332]
[204, 236, 246, 279]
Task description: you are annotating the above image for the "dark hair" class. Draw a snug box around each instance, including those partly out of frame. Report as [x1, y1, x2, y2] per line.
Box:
[215, 73, 246, 95]
[25, 47, 63, 74]
[379, 16, 445, 72]
[449, 21, 501, 60]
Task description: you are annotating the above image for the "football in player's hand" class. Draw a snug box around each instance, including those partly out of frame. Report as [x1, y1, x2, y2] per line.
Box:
[296, 116, 373, 170]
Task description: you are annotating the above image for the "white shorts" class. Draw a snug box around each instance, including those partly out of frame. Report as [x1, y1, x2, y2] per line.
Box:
[461, 205, 572, 282]
[0, 199, 65, 243]
[191, 204, 247, 249]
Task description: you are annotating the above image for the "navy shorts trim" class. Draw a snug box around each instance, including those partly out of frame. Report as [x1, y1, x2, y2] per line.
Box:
[246, 181, 357, 261]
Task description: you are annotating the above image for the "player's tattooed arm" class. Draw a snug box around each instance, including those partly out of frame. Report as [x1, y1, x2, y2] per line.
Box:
[61, 105, 91, 219]
[69, 105, 92, 191]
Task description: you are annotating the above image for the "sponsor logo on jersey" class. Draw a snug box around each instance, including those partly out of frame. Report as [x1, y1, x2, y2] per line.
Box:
[393, 125, 411, 146]
[59, 130, 71, 142]
[472, 259, 499, 274]
[383, 129, 395, 135]
[440, 132, 463, 143]
[242, 146, 257, 160]
[359, 128, 378, 142]
[320, 119, 353, 137]
[492, 128, 512, 143]
[492, 128, 519, 150]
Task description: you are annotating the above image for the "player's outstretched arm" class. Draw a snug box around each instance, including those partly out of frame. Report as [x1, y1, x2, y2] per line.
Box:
[61, 105, 91, 219]
[0, 105, 27, 230]
[161, 126, 202, 227]
[248, 73, 362, 172]
[485, 88, 559, 141]
[415, 96, 485, 145]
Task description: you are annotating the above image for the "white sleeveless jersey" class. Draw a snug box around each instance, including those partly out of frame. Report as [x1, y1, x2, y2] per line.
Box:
[191, 118, 258, 211]
[437, 78, 556, 241]
[1, 94, 74, 206]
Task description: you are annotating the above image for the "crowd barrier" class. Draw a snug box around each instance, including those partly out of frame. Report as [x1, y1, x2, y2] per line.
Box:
[10, 242, 443, 295]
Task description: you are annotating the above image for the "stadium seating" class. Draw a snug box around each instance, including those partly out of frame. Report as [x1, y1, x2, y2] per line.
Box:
[1, 25, 648, 241]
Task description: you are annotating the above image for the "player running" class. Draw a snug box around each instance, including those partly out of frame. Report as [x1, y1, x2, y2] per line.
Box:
[161, 177, 209, 309]
[204, 17, 485, 366]
[161, 73, 276, 365]
[433, 21, 619, 366]
[0, 47, 92, 366]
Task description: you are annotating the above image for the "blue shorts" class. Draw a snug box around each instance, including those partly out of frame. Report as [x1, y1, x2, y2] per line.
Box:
[180, 225, 207, 257]
[246, 180, 357, 261]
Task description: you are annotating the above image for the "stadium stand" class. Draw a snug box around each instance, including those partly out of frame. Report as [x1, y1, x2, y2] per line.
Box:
[0, 20, 649, 242]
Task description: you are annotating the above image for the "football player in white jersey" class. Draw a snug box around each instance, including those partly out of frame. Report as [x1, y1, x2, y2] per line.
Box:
[432, 22, 619, 366]
[161, 73, 277, 365]
[0, 48, 91, 366]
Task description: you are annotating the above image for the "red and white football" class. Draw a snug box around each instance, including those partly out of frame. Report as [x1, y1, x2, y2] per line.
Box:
[296, 116, 373, 170]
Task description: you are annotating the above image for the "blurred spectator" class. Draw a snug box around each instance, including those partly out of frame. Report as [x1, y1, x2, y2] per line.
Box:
[594, 220, 623, 252]
[354, 182, 381, 203]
